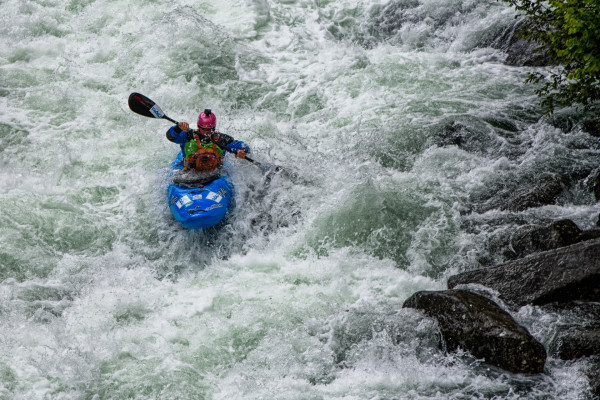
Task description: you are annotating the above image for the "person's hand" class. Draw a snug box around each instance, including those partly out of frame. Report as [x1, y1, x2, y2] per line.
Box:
[235, 150, 247, 159]
[178, 122, 189, 132]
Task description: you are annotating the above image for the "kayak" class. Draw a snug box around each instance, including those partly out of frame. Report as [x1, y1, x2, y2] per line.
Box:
[167, 152, 233, 229]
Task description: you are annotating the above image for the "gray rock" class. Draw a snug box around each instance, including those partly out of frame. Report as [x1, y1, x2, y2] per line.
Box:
[472, 174, 566, 213]
[433, 120, 525, 161]
[402, 289, 546, 374]
[434, 122, 495, 154]
[487, 20, 551, 67]
[510, 219, 582, 258]
[543, 302, 600, 360]
[578, 229, 600, 243]
[582, 118, 600, 138]
[551, 328, 600, 360]
[587, 358, 600, 398]
[595, 172, 600, 201]
[448, 238, 600, 308]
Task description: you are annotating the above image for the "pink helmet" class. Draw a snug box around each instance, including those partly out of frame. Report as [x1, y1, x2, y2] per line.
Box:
[197, 109, 216, 129]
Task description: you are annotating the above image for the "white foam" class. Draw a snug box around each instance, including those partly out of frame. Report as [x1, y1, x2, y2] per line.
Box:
[0, 0, 595, 398]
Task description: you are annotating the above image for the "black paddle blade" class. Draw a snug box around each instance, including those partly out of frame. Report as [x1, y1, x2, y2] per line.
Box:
[128, 92, 167, 119]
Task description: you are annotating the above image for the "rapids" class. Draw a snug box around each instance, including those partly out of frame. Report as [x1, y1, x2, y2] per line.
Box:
[1, 0, 599, 398]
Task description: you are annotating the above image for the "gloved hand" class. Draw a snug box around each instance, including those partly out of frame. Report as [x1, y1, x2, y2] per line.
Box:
[178, 122, 189, 132]
[235, 150, 247, 159]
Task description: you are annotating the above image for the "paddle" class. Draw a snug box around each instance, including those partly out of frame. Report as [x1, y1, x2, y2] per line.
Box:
[128, 92, 178, 124]
[127, 92, 287, 176]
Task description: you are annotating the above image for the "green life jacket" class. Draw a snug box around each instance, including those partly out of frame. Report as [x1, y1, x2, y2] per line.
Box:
[185, 140, 224, 158]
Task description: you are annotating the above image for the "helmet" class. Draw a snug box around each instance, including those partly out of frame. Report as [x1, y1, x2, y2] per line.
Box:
[197, 109, 216, 129]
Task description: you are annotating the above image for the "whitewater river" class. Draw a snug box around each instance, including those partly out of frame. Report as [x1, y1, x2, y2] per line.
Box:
[1, 0, 599, 398]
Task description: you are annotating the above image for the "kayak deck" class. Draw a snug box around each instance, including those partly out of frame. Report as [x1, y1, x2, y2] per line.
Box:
[166, 153, 233, 229]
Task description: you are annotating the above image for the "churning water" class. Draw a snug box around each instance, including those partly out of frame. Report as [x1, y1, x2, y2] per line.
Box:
[1, 0, 599, 398]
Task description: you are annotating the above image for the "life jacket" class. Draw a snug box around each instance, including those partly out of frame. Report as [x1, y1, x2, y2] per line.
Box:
[184, 135, 223, 172]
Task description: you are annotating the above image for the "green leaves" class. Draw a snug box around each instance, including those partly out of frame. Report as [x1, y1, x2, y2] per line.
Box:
[501, 0, 600, 114]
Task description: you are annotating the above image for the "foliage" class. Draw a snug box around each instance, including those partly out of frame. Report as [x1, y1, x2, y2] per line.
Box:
[502, 0, 600, 114]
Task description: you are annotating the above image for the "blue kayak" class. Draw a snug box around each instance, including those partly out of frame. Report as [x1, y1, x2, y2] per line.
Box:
[166, 152, 233, 229]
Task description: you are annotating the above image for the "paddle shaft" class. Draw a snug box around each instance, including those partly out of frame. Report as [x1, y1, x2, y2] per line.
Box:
[221, 146, 258, 165]
[163, 115, 178, 124]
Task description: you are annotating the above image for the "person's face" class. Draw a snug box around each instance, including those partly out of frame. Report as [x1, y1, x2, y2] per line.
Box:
[199, 126, 212, 135]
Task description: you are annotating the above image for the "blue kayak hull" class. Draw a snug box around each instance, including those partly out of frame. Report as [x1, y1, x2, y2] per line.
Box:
[167, 154, 233, 229]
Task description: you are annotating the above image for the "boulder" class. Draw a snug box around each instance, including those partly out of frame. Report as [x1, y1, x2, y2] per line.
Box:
[488, 20, 551, 67]
[433, 121, 523, 161]
[502, 176, 565, 212]
[433, 122, 493, 153]
[402, 289, 546, 374]
[551, 328, 600, 360]
[503, 37, 549, 67]
[509, 219, 582, 258]
[447, 238, 600, 308]
[581, 168, 600, 201]
[582, 118, 600, 138]
[577, 229, 600, 243]
[472, 174, 566, 213]
[595, 171, 600, 201]
[587, 358, 600, 399]
[544, 302, 600, 360]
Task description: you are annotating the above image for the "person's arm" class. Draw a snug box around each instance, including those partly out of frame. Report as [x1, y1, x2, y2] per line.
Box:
[215, 132, 250, 157]
[166, 122, 191, 144]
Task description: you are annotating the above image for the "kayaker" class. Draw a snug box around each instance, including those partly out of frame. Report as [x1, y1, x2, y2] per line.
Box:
[166, 109, 250, 172]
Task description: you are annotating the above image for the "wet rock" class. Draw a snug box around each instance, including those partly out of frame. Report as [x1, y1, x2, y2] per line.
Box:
[594, 172, 600, 201]
[487, 20, 551, 67]
[548, 111, 581, 134]
[510, 219, 582, 258]
[551, 328, 600, 360]
[582, 118, 600, 137]
[402, 289, 546, 374]
[543, 300, 600, 322]
[433, 120, 525, 161]
[434, 122, 469, 148]
[548, 112, 600, 137]
[581, 169, 600, 201]
[433, 122, 493, 154]
[587, 358, 600, 398]
[543, 302, 600, 360]
[447, 238, 600, 308]
[457, 214, 529, 266]
[540, 303, 600, 395]
[472, 174, 566, 213]
[502, 178, 564, 211]
[504, 38, 549, 67]
[578, 229, 600, 243]
[509, 219, 600, 259]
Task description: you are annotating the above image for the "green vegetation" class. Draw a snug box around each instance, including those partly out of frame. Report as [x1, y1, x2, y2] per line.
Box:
[502, 0, 600, 116]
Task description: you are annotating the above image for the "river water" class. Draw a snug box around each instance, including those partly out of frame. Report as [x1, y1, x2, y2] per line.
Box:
[1, 0, 599, 398]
